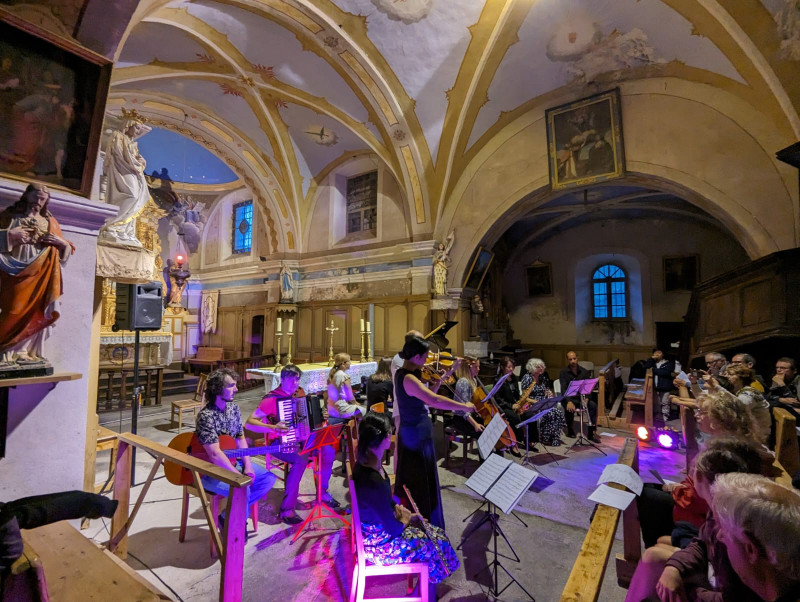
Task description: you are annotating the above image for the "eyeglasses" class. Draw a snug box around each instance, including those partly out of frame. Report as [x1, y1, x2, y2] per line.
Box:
[776, 365, 791, 372]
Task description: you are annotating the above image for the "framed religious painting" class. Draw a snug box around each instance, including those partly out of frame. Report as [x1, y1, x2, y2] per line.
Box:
[526, 262, 553, 297]
[663, 255, 699, 292]
[463, 246, 494, 291]
[545, 88, 625, 191]
[0, 11, 112, 197]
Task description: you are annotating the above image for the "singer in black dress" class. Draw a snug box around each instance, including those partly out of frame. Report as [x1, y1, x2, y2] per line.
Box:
[393, 335, 474, 529]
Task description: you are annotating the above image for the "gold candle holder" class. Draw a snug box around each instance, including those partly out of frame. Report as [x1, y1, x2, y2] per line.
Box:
[359, 329, 366, 363]
[285, 332, 293, 366]
[274, 330, 283, 372]
[367, 331, 373, 362]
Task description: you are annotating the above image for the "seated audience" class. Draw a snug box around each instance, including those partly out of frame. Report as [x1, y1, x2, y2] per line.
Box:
[767, 357, 800, 421]
[695, 389, 768, 446]
[627, 437, 771, 602]
[521, 358, 566, 446]
[730, 353, 767, 392]
[366, 357, 393, 411]
[704, 352, 728, 377]
[353, 412, 459, 598]
[722, 363, 772, 438]
[559, 351, 599, 441]
[495, 358, 538, 450]
[710, 473, 800, 601]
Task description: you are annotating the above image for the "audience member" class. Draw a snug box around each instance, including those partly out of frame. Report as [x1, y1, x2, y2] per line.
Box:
[366, 357, 393, 411]
[644, 349, 676, 425]
[730, 353, 767, 391]
[710, 473, 800, 602]
[767, 357, 800, 422]
[722, 363, 772, 438]
[704, 352, 727, 377]
[696, 389, 768, 445]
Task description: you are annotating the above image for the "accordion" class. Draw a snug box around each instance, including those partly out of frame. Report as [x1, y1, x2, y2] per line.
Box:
[276, 394, 325, 445]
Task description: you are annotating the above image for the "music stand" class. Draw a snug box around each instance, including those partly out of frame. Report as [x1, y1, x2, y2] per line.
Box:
[291, 423, 349, 543]
[564, 394, 606, 456]
[518, 397, 562, 470]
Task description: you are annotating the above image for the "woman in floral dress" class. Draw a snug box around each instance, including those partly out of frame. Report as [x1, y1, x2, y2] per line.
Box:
[518, 358, 567, 446]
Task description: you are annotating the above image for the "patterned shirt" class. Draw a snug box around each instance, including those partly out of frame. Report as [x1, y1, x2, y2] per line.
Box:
[195, 402, 244, 446]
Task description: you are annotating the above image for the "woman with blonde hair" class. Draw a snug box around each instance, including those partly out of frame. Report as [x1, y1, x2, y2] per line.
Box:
[723, 363, 772, 437]
[696, 389, 768, 445]
[326, 352, 366, 425]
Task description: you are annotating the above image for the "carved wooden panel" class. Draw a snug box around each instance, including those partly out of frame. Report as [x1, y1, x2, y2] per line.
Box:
[297, 307, 313, 350]
[324, 309, 348, 354]
[741, 280, 773, 327]
[373, 305, 385, 354]
[386, 305, 407, 353]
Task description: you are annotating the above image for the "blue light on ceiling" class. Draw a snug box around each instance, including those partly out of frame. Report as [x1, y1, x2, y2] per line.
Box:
[137, 127, 238, 185]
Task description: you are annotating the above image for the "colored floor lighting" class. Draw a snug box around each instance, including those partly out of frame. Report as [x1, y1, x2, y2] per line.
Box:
[657, 432, 678, 448]
[637, 426, 650, 440]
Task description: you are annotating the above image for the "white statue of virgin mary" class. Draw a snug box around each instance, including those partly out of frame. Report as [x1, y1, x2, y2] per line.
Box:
[100, 119, 151, 247]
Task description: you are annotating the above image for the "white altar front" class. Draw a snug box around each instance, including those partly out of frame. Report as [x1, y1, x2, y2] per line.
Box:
[247, 361, 377, 394]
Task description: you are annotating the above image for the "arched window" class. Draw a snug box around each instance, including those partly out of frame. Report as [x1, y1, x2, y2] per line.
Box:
[592, 264, 627, 319]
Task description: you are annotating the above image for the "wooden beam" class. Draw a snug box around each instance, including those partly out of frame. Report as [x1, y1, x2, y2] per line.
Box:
[560, 438, 639, 601]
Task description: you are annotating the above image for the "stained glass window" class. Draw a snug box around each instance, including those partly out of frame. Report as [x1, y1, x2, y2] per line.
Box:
[592, 264, 627, 319]
[346, 171, 378, 234]
[232, 200, 253, 254]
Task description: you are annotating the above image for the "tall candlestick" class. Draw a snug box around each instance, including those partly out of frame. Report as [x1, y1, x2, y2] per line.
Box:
[277, 317, 282, 332]
[288, 318, 294, 333]
[366, 321, 371, 333]
[360, 318, 365, 332]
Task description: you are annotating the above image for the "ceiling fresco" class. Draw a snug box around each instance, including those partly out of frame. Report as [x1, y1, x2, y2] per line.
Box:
[98, 0, 800, 254]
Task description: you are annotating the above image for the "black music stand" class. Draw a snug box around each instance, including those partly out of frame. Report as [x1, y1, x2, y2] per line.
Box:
[463, 454, 537, 601]
[291, 423, 348, 543]
[518, 397, 562, 471]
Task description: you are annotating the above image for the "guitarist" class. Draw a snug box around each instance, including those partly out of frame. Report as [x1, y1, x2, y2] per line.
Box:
[246, 364, 339, 525]
[195, 369, 277, 527]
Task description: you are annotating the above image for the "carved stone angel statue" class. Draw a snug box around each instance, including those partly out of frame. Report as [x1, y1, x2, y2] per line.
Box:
[432, 230, 454, 296]
[99, 118, 151, 247]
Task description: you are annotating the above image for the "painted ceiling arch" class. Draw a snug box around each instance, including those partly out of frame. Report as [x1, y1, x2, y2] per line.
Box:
[97, 0, 800, 254]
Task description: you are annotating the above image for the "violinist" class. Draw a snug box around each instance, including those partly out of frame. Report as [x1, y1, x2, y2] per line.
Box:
[394, 335, 474, 529]
[518, 358, 567, 446]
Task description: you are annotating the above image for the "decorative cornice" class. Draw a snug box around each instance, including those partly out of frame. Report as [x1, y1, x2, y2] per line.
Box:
[0, 179, 117, 235]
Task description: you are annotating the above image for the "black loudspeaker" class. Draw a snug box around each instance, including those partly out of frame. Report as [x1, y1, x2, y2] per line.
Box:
[114, 282, 164, 331]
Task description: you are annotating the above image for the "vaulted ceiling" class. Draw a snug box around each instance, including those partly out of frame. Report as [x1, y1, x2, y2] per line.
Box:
[10, 0, 799, 255]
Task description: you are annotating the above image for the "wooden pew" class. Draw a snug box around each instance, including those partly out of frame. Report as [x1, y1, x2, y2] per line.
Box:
[596, 359, 620, 428]
[773, 407, 800, 488]
[623, 370, 654, 429]
[109, 432, 251, 602]
[560, 438, 640, 601]
[186, 346, 224, 373]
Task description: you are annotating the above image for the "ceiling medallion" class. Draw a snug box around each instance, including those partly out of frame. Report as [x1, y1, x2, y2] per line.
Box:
[304, 125, 339, 146]
[371, 0, 433, 24]
[323, 35, 340, 50]
[392, 128, 406, 142]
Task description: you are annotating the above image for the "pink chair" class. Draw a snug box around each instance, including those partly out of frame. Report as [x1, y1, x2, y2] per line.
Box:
[346, 460, 429, 602]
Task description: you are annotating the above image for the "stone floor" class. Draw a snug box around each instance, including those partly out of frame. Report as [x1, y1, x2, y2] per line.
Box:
[89, 389, 686, 602]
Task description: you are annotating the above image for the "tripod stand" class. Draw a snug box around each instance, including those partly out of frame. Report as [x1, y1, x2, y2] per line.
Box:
[518, 403, 561, 471]
[472, 500, 535, 600]
[457, 499, 526, 550]
[565, 395, 606, 456]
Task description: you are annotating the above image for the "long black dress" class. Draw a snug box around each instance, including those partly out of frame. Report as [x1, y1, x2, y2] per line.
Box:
[393, 366, 445, 530]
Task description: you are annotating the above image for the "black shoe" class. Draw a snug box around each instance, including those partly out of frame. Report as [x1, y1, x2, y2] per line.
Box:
[509, 448, 522, 458]
[322, 493, 341, 509]
[281, 511, 303, 525]
[589, 434, 602, 444]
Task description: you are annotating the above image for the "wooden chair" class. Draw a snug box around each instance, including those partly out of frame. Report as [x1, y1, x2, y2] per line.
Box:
[442, 426, 476, 474]
[170, 373, 208, 433]
[179, 483, 258, 558]
[346, 459, 428, 602]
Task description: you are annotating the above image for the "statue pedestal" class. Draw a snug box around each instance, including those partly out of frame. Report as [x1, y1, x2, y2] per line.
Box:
[430, 295, 460, 311]
[276, 303, 298, 315]
[96, 240, 157, 284]
[0, 362, 54, 379]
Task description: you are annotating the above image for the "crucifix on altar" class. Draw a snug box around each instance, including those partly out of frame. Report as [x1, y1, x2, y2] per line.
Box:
[325, 320, 339, 366]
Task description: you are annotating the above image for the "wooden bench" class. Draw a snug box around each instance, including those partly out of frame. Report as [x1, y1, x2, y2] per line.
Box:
[186, 347, 224, 374]
[773, 407, 800, 487]
[560, 437, 640, 601]
[623, 370, 654, 429]
[3, 521, 170, 601]
[596, 359, 623, 428]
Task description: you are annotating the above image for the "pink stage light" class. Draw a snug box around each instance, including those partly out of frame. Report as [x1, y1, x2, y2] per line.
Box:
[636, 426, 650, 441]
[657, 432, 677, 448]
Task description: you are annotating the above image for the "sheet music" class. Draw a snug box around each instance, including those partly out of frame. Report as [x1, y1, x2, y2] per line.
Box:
[485, 462, 538, 515]
[464, 453, 510, 497]
[579, 378, 599, 395]
[588, 484, 636, 511]
[597, 464, 643, 495]
[477, 411, 509, 460]
[565, 378, 598, 397]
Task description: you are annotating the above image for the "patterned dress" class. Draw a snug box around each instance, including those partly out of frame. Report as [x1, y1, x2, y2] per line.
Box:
[519, 372, 566, 446]
[354, 463, 459, 583]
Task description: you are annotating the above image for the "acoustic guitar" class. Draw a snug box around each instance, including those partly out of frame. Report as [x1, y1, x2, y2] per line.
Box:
[164, 432, 297, 486]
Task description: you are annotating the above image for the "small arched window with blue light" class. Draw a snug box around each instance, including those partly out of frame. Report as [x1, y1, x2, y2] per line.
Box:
[593, 264, 627, 319]
[232, 200, 253, 254]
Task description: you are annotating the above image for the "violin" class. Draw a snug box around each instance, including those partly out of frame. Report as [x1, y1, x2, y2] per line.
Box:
[420, 351, 458, 386]
[472, 377, 518, 452]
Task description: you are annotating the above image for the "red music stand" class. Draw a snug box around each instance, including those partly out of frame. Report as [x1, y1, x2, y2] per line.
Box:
[291, 423, 349, 543]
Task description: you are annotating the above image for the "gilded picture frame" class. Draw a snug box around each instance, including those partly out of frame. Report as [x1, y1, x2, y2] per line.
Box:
[0, 11, 112, 197]
[463, 246, 494, 291]
[526, 263, 553, 297]
[546, 88, 625, 191]
[663, 255, 699, 292]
